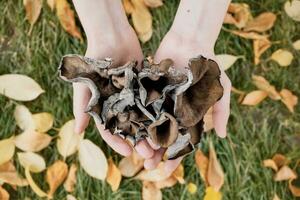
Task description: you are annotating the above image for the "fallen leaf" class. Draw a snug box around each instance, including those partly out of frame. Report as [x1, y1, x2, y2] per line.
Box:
[244, 12, 276, 32]
[144, 0, 163, 8]
[23, 0, 42, 34]
[271, 49, 294, 67]
[57, 120, 83, 159]
[78, 139, 108, 180]
[241, 90, 268, 106]
[230, 30, 269, 40]
[25, 166, 48, 197]
[273, 193, 280, 200]
[284, 0, 300, 21]
[123, 0, 134, 14]
[46, 160, 68, 198]
[280, 89, 298, 113]
[289, 178, 300, 197]
[263, 159, 278, 171]
[135, 162, 169, 182]
[227, 3, 252, 28]
[0, 186, 9, 200]
[0, 162, 28, 187]
[203, 107, 214, 132]
[0, 74, 44, 101]
[252, 75, 281, 100]
[131, 0, 152, 42]
[207, 141, 224, 191]
[119, 151, 144, 177]
[56, 0, 83, 40]
[14, 130, 52, 152]
[0, 136, 15, 166]
[153, 176, 177, 189]
[253, 38, 271, 65]
[216, 54, 241, 70]
[32, 112, 54, 132]
[187, 182, 197, 194]
[195, 149, 209, 186]
[17, 152, 46, 173]
[224, 13, 238, 25]
[272, 154, 289, 168]
[106, 158, 122, 192]
[293, 40, 300, 50]
[142, 181, 162, 200]
[14, 105, 35, 131]
[172, 164, 185, 184]
[64, 164, 77, 192]
[67, 194, 78, 200]
[231, 87, 246, 103]
[47, 0, 55, 10]
[203, 186, 222, 200]
[274, 165, 297, 181]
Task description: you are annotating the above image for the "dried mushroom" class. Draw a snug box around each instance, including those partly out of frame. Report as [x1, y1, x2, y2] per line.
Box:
[59, 55, 223, 159]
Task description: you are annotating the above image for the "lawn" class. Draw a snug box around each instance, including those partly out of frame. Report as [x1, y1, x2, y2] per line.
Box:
[0, 0, 300, 199]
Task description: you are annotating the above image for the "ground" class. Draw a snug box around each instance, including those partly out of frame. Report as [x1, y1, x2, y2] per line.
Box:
[0, 0, 299, 199]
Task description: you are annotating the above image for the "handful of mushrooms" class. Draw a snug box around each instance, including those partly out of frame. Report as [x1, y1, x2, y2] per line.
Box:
[59, 55, 223, 159]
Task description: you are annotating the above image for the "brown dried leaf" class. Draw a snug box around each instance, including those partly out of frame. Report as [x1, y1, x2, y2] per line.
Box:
[272, 154, 289, 168]
[244, 12, 276, 32]
[289, 178, 300, 197]
[263, 159, 278, 171]
[46, 160, 68, 198]
[64, 164, 77, 192]
[207, 141, 224, 191]
[271, 49, 294, 67]
[274, 165, 297, 181]
[0, 136, 15, 166]
[227, 3, 252, 28]
[119, 151, 144, 177]
[14, 130, 52, 152]
[106, 158, 122, 192]
[142, 181, 162, 200]
[0, 186, 9, 200]
[230, 30, 269, 40]
[144, 0, 163, 8]
[280, 89, 298, 113]
[56, 0, 83, 41]
[32, 112, 54, 132]
[253, 38, 271, 65]
[284, 0, 300, 21]
[195, 149, 209, 186]
[241, 90, 268, 106]
[23, 0, 42, 34]
[252, 75, 281, 100]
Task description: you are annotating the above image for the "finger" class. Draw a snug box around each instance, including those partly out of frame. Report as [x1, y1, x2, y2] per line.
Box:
[146, 137, 161, 150]
[96, 123, 133, 157]
[164, 156, 184, 176]
[73, 83, 91, 134]
[135, 139, 154, 159]
[213, 71, 231, 138]
[144, 148, 166, 170]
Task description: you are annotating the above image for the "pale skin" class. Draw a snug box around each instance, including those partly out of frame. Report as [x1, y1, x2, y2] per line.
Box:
[72, 0, 231, 175]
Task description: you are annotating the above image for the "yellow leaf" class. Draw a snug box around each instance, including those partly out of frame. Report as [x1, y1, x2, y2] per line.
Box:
[142, 181, 162, 200]
[272, 154, 289, 168]
[153, 176, 177, 189]
[123, 0, 134, 15]
[263, 159, 278, 171]
[273, 193, 280, 200]
[293, 40, 300, 50]
[135, 162, 169, 182]
[106, 158, 122, 192]
[187, 182, 197, 194]
[271, 49, 294, 67]
[280, 89, 298, 113]
[131, 0, 153, 42]
[47, 0, 55, 11]
[195, 149, 209, 186]
[64, 164, 77, 193]
[244, 12, 276, 32]
[230, 30, 269, 40]
[56, 0, 83, 40]
[241, 90, 268, 106]
[274, 165, 297, 181]
[32, 112, 54, 132]
[25, 166, 48, 197]
[14, 105, 35, 131]
[227, 3, 252, 28]
[57, 120, 83, 159]
[78, 139, 108, 180]
[253, 38, 271, 65]
[284, 0, 300, 21]
[289, 178, 300, 197]
[207, 142, 224, 191]
[203, 107, 214, 132]
[23, 0, 42, 34]
[0, 136, 15, 166]
[46, 160, 68, 198]
[0, 186, 9, 200]
[0, 74, 44, 101]
[203, 187, 222, 200]
[17, 152, 46, 173]
[216, 54, 241, 71]
[15, 130, 52, 152]
[119, 151, 144, 177]
[172, 164, 185, 184]
[143, 0, 163, 8]
[252, 75, 281, 100]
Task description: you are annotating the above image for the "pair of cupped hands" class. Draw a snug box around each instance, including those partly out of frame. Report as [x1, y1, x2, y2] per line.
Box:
[72, 28, 231, 176]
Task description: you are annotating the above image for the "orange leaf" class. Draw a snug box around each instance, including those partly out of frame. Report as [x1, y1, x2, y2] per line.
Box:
[172, 164, 185, 184]
[106, 158, 122, 192]
[153, 176, 177, 189]
[0, 186, 9, 200]
[272, 154, 289, 168]
[64, 164, 77, 192]
[252, 75, 281, 100]
[263, 159, 278, 171]
[203, 108, 214, 132]
[47, 0, 56, 11]
[241, 90, 268, 106]
[280, 89, 298, 113]
[274, 165, 297, 181]
[119, 151, 144, 177]
[195, 149, 209, 186]
[144, 0, 163, 8]
[142, 181, 162, 200]
[244, 12, 276, 32]
[230, 30, 269, 40]
[272, 193, 281, 200]
[0, 161, 28, 187]
[123, 0, 134, 15]
[289, 178, 300, 197]
[23, 0, 42, 34]
[56, 0, 83, 41]
[135, 162, 169, 182]
[226, 3, 252, 28]
[253, 38, 271, 65]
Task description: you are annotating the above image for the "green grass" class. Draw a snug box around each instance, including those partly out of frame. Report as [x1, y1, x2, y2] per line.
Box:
[0, 0, 300, 199]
